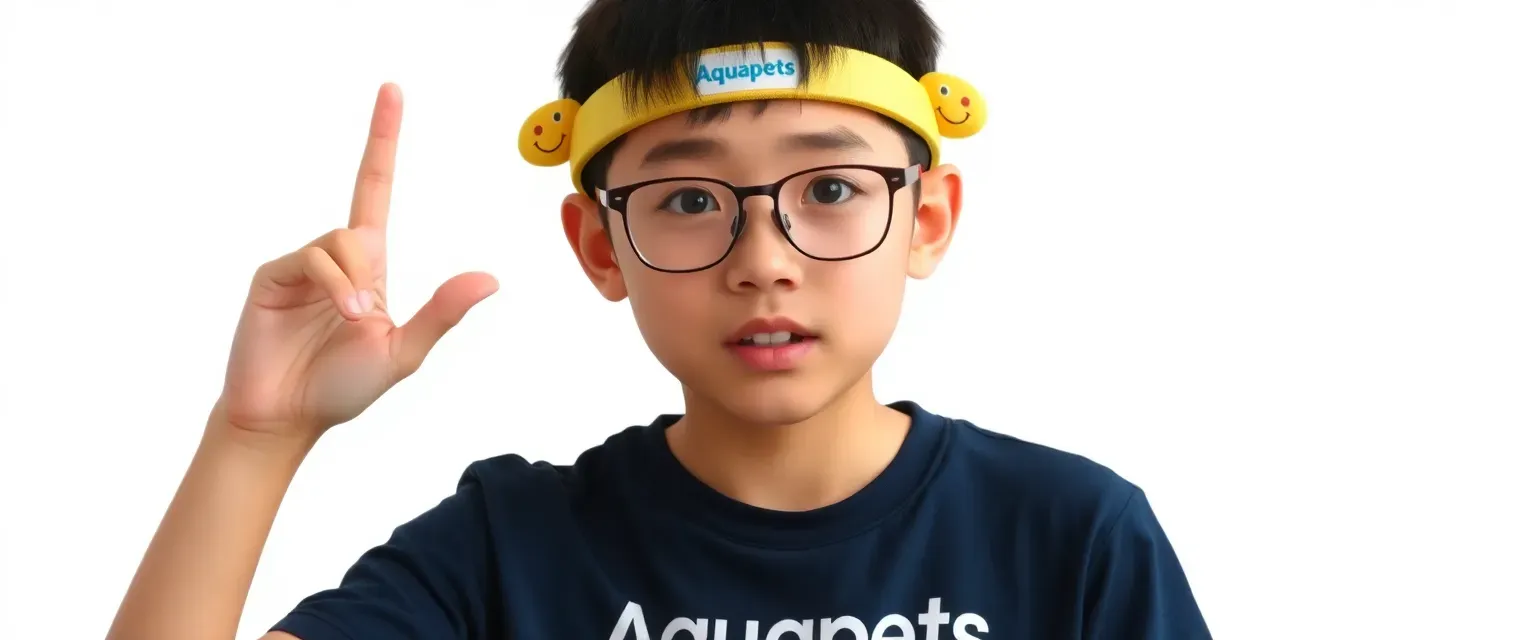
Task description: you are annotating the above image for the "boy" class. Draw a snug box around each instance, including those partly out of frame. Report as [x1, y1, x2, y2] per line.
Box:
[109, 0, 1210, 638]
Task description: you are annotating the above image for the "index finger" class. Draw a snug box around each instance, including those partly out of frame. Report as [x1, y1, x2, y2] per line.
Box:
[349, 83, 403, 230]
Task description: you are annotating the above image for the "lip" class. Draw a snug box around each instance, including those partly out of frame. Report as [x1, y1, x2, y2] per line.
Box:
[726, 316, 817, 343]
[725, 317, 819, 372]
[728, 340, 815, 372]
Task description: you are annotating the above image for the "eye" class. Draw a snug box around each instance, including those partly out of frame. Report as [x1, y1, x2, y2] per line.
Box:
[552, 112, 562, 122]
[938, 85, 950, 96]
[804, 177, 858, 205]
[660, 188, 720, 215]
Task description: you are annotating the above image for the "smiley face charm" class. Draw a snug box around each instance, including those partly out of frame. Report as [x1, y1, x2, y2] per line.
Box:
[919, 73, 987, 138]
[518, 98, 581, 166]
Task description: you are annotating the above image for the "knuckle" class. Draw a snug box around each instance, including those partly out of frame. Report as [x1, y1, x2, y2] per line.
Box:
[298, 245, 333, 270]
[358, 169, 392, 188]
[254, 254, 281, 276]
[254, 252, 292, 279]
[315, 227, 351, 249]
[317, 227, 365, 262]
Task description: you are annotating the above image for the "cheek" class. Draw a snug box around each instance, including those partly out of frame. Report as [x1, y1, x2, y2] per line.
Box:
[631, 276, 707, 317]
[819, 250, 909, 335]
[625, 270, 716, 353]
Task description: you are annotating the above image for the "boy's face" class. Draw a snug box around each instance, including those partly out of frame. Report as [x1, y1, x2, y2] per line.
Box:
[562, 100, 962, 426]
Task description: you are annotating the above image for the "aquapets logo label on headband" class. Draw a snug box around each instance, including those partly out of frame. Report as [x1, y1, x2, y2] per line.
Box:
[693, 48, 800, 97]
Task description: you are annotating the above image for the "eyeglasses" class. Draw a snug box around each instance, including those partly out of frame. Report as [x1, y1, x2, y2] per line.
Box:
[595, 164, 922, 273]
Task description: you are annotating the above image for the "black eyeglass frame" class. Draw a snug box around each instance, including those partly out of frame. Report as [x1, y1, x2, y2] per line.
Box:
[595, 163, 923, 274]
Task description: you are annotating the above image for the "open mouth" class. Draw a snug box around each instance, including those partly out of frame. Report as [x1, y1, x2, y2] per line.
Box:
[936, 108, 970, 125]
[733, 331, 815, 347]
[533, 134, 566, 153]
[726, 320, 819, 370]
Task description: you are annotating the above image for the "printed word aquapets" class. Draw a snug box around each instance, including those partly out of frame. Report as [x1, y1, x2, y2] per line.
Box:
[695, 59, 798, 87]
[608, 597, 989, 640]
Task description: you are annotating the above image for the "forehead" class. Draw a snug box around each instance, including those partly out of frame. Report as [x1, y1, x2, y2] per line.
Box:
[607, 100, 909, 179]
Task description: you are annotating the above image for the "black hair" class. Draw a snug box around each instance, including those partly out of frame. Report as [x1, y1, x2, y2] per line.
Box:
[556, 0, 942, 194]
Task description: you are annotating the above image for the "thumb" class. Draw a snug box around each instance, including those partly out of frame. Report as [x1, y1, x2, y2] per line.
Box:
[391, 271, 499, 377]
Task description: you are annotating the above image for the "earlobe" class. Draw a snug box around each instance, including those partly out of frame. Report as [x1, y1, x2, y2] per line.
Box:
[908, 163, 963, 279]
[561, 193, 629, 301]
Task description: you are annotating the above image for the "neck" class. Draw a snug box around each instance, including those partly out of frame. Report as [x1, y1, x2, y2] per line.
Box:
[667, 373, 911, 512]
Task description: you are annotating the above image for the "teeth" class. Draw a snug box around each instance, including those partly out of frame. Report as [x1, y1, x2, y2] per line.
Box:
[747, 331, 795, 346]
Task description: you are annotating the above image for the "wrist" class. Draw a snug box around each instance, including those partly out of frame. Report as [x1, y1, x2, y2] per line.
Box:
[203, 403, 319, 467]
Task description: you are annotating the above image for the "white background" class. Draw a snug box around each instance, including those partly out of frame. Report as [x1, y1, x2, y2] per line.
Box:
[2, 1, 1533, 638]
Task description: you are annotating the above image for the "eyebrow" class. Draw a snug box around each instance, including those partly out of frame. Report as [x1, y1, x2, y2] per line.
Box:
[778, 126, 873, 154]
[638, 126, 873, 167]
[639, 137, 726, 167]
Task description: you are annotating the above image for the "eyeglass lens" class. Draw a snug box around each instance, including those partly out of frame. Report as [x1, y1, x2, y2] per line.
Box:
[623, 167, 894, 271]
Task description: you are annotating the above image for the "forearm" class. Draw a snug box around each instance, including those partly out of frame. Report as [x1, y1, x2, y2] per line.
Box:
[108, 406, 314, 640]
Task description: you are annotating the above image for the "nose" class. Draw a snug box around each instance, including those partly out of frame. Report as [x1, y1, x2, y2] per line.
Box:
[723, 196, 802, 293]
[534, 125, 544, 135]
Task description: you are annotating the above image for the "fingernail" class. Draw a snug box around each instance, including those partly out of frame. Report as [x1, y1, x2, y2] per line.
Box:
[354, 290, 375, 314]
[344, 295, 362, 315]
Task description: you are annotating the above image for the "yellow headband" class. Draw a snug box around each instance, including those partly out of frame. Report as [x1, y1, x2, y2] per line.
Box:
[518, 42, 988, 193]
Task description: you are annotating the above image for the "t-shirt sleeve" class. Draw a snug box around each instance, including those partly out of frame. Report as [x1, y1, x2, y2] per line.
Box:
[269, 477, 493, 640]
[1083, 486, 1212, 640]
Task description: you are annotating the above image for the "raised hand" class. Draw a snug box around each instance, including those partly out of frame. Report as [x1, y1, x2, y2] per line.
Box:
[218, 83, 498, 441]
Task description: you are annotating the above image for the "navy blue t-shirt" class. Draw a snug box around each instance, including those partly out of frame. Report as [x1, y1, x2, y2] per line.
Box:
[272, 402, 1209, 639]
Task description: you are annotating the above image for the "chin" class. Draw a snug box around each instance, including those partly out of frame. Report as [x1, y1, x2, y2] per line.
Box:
[689, 372, 850, 427]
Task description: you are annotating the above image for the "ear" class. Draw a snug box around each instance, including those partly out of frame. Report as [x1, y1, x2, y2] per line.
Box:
[561, 193, 629, 301]
[908, 163, 963, 279]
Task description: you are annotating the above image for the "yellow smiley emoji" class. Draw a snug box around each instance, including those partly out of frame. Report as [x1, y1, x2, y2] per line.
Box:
[518, 98, 580, 166]
[919, 73, 987, 138]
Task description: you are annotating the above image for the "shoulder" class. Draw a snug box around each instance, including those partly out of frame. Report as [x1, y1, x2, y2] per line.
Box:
[929, 413, 1210, 635]
[459, 422, 652, 487]
[268, 424, 665, 640]
[941, 414, 1140, 503]
[934, 412, 1144, 538]
[449, 422, 658, 518]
